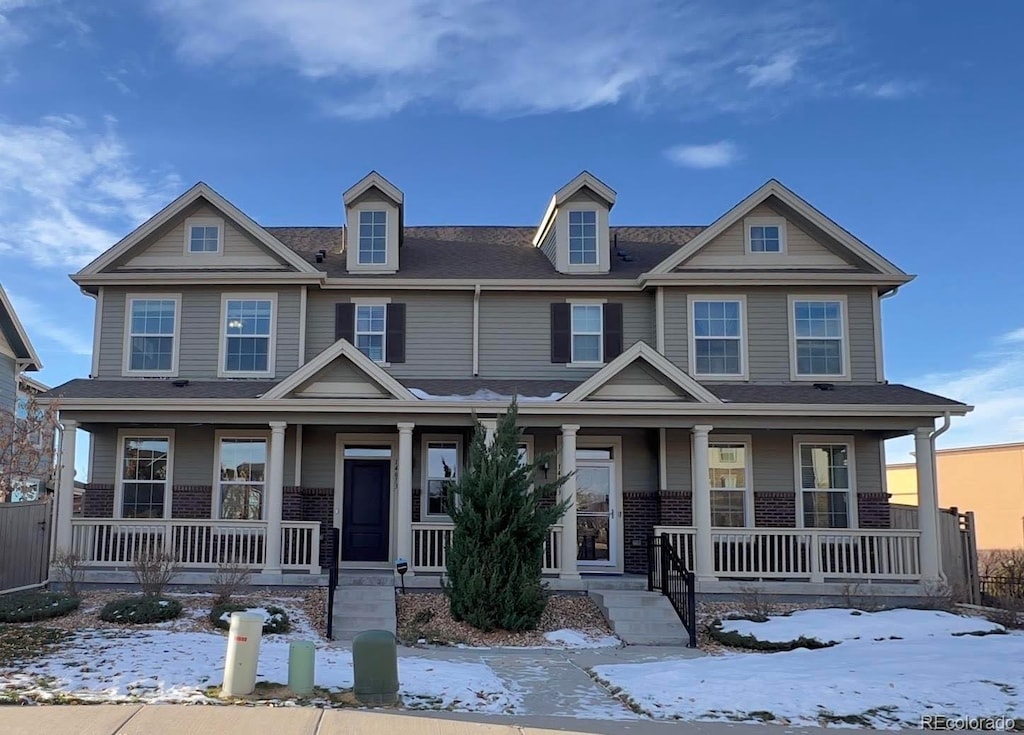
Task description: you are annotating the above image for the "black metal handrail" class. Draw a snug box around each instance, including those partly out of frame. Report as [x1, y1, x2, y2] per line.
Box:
[647, 532, 697, 647]
[325, 527, 340, 640]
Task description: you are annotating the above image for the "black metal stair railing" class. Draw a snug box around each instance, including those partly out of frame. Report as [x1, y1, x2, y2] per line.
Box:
[647, 532, 698, 647]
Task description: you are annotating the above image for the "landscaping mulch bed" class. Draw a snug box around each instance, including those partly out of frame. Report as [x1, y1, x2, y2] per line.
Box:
[397, 592, 613, 647]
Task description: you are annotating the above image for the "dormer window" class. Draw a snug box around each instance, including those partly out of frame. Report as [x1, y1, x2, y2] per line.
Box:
[358, 210, 387, 265]
[745, 216, 786, 253]
[184, 216, 223, 254]
[568, 210, 598, 265]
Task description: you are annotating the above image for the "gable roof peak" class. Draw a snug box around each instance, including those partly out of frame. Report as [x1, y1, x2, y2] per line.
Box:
[343, 171, 404, 206]
[0, 284, 42, 371]
[554, 170, 616, 208]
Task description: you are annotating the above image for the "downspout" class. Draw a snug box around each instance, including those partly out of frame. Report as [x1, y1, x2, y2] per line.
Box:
[928, 411, 952, 582]
[43, 420, 64, 587]
[472, 284, 481, 377]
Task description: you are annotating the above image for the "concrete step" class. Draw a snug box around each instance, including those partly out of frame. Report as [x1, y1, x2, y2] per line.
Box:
[590, 590, 671, 609]
[588, 589, 690, 645]
[338, 572, 396, 586]
[336, 586, 396, 601]
[584, 575, 649, 591]
[331, 579, 397, 640]
[333, 599, 397, 616]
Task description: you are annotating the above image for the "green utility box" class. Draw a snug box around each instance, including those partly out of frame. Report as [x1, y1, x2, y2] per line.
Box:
[352, 629, 399, 705]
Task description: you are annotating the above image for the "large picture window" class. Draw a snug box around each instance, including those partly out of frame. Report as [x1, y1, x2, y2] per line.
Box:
[709, 441, 749, 527]
[799, 441, 852, 528]
[218, 437, 267, 520]
[692, 299, 744, 376]
[127, 297, 178, 374]
[792, 298, 846, 377]
[223, 297, 273, 375]
[424, 440, 459, 516]
[120, 435, 170, 518]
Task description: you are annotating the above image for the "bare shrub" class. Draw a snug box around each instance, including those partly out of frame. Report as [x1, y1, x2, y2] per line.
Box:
[131, 549, 179, 597]
[735, 584, 775, 621]
[212, 557, 252, 604]
[0, 392, 59, 503]
[837, 581, 886, 611]
[916, 579, 956, 610]
[50, 548, 83, 598]
[985, 597, 1024, 630]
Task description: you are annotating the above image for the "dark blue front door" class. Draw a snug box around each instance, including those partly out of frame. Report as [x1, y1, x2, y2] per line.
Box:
[341, 459, 390, 562]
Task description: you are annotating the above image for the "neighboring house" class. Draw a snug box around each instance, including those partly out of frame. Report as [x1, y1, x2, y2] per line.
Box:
[889, 443, 1024, 550]
[0, 283, 51, 502]
[43, 172, 970, 593]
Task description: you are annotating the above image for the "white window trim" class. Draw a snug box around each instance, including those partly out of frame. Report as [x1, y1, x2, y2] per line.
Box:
[792, 434, 858, 529]
[353, 302, 390, 366]
[567, 208, 600, 267]
[568, 435, 624, 571]
[122, 293, 182, 377]
[212, 429, 270, 520]
[687, 294, 749, 381]
[568, 299, 605, 367]
[562, 206, 605, 274]
[183, 216, 224, 255]
[357, 209, 389, 266]
[420, 434, 462, 519]
[114, 428, 175, 520]
[217, 292, 278, 378]
[744, 215, 787, 254]
[708, 434, 753, 528]
[787, 294, 851, 381]
[333, 433, 398, 563]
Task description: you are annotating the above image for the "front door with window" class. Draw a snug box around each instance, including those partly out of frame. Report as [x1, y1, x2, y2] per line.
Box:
[576, 459, 617, 567]
[341, 459, 391, 562]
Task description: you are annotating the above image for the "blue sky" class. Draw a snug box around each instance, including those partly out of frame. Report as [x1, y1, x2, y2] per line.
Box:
[0, 0, 1021, 473]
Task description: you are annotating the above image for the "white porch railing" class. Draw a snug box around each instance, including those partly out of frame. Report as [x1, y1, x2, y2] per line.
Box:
[412, 522, 562, 575]
[70, 519, 322, 574]
[653, 526, 922, 582]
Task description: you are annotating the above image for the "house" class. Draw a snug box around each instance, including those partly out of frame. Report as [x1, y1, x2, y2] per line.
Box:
[0, 284, 51, 502]
[42, 172, 970, 595]
[889, 443, 1024, 551]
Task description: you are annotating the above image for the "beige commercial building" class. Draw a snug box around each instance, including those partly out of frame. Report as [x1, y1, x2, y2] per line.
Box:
[888, 442, 1024, 550]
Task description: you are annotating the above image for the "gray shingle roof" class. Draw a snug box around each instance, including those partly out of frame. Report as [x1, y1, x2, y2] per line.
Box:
[265, 225, 705, 279]
[44, 377, 964, 408]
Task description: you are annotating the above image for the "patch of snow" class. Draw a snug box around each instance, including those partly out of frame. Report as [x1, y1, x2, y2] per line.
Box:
[720, 607, 1003, 644]
[543, 629, 621, 649]
[0, 630, 517, 713]
[218, 607, 285, 626]
[409, 388, 565, 402]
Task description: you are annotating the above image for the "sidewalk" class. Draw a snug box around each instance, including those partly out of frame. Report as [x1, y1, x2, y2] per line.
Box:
[0, 704, 940, 735]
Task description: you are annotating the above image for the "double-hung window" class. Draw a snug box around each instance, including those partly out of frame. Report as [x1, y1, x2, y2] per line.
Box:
[355, 304, 387, 362]
[358, 210, 387, 265]
[571, 304, 603, 363]
[798, 441, 853, 528]
[222, 297, 274, 375]
[424, 439, 459, 517]
[119, 433, 171, 518]
[217, 437, 267, 520]
[127, 297, 178, 374]
[709, 441, 749, 527]
[568, 210, 598, 265]
[792, 298, 846, 378]
[691, 298, 744, 377]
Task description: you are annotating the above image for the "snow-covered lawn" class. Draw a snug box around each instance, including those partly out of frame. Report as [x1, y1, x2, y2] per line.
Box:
[594, 608, 1021, 728]
[542, 629, 620, 649]
[0, 629, 517, 713]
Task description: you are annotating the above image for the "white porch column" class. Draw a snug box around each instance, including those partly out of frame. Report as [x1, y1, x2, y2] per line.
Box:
[265, 421, 286, 574]
[560, 424, 580, 580]
[397, 422, 415, 574]
[481, 418, 497, 446]
[691, 424, 715, 581]
[914, 427, 942, 581]
[54, 420, 78, 553]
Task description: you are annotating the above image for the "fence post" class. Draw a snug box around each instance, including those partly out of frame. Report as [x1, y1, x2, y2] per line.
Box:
[660, 533, 670, 593]
[808, 530, 824, 584]
[686, 570, 697, 648]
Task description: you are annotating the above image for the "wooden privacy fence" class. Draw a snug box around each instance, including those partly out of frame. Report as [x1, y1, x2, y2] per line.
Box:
[0, 498, 51, 593]
[890, 504, 980, 603]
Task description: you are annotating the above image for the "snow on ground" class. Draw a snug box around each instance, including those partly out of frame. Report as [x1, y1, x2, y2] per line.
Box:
[217, 607, 287, 627]
[542, 629, 621, 649]
[720, 607, 1003, 644]
[0, 630, 517, 713]
[595, 609, 1021, 728]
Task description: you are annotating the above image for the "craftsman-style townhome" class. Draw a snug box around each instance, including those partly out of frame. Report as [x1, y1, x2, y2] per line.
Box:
[45, 171, 969, 597]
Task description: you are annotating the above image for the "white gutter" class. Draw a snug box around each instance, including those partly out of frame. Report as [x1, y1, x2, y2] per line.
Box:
[472, 284, 481, 376]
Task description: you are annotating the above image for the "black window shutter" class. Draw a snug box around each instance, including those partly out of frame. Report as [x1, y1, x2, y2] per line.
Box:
[386, 303, 406, 363]
[550, 303, 571, 363]
[335, 303, 355, 343]
[603, 302, 624, 360]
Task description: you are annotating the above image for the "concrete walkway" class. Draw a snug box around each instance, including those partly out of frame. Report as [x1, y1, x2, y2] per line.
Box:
[0, 705, 942, 735]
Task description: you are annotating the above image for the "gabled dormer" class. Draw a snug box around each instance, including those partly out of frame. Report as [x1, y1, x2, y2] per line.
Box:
[343, 172, 404, 275]
[533, 171, 616, 274]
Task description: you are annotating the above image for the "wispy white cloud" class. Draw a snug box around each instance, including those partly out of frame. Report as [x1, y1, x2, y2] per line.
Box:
[0, 115, 180, 268]
[853, 79, 922, 100]
[886, 328, 1024, 463]
[5, 290, 93, 356]
[739, 52, 799, 88]
[149, 0, 847, 118]
[663, 140, 741, 169]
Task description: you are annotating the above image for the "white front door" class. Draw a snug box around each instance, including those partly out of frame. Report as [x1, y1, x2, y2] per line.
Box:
[576, 459, 617, 567]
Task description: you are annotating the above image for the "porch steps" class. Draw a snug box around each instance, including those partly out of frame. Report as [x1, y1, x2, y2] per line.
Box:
[589, 590, 690, 646]
[331, 571, 397, 641]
